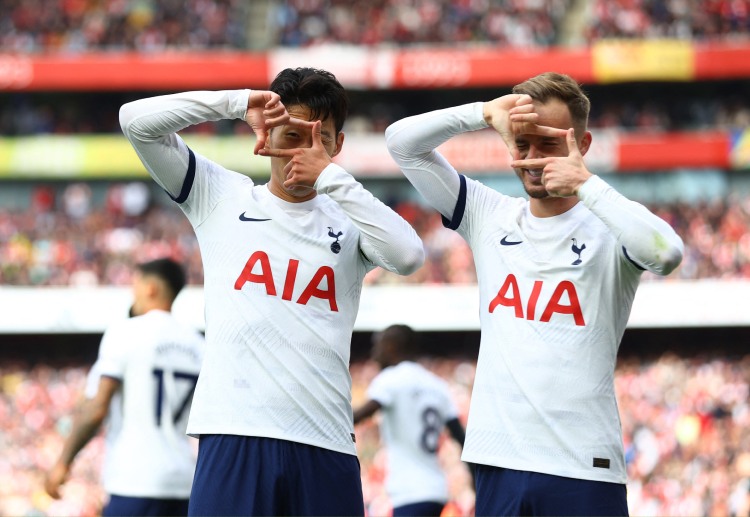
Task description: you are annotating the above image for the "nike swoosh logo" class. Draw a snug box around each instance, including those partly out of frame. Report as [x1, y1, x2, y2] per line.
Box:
[239, 212, 271, 222]
[500, 236, 523, 246]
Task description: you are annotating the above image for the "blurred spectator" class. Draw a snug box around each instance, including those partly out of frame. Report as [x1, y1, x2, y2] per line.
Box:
[5, 187, 750, 286]
[272, 0, 570, 47]
[585, 0, 750, 42]
[7, 351, 750, 516]
[0, 0, 248, 53]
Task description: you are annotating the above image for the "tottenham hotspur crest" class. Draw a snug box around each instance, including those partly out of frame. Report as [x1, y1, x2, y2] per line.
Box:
[328, 227, 343, 254]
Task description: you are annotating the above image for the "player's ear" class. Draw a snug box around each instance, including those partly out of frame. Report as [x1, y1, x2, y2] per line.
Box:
[331, 131, 345, 158]
[579, 130, 592, 156]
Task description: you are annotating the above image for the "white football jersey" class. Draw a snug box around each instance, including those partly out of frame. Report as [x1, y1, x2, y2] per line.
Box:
[87, 310, 205, 498]
[181, 155, 374, 455]
[451, 176, 639, 484]
[387, 102, 682, 485]
[120, 89, 423, 457]
[367, 361, 458, 507]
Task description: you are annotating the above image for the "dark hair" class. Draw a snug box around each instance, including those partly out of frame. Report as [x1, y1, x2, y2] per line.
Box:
[513, 72, 591, 132]
[136, 258, 186, 301]
[378, 324, 420, 357]
[269, 67, 349, 133]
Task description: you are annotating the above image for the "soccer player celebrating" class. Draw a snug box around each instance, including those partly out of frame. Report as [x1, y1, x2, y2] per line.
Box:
[119, 68, 424, 516]
[45, 258, 205, 516]
[385, 72, 684, 516]
[353, 324, 470, 517]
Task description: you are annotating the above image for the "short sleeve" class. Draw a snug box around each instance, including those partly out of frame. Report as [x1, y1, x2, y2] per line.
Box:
[366, 368, 396, 407]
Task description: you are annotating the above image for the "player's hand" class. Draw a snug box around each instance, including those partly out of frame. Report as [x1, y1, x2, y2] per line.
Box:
[510, 128, 592, 197]
[483, 94, 568, 160]
[44, 462, 70, 499]
[258, 120, 332, 192]
[246, 91, 293, 155]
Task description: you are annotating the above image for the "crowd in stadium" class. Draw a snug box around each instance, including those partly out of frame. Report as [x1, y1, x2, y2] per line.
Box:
[3, 0, 749, 54]
[584, 0, 750, 41]
[0, 0, 248, 52]
[0, 184, 748, 287]
[3, 352, 750, 516]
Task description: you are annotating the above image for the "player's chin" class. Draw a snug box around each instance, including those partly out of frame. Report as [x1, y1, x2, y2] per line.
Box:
[285, 185, 316, 198]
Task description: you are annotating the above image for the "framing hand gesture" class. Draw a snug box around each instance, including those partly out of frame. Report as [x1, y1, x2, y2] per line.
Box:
[259, 120, 333, 191]
[484, 94, 568, 160]
[511, 128, 592, 197]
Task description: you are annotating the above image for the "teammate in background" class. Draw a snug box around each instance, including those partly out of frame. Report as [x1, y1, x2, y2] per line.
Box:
[119, 67, 424, 516]
[45, 258, 205, 516]
[353, 324, 470, 517]
[385, 72, 684, 516]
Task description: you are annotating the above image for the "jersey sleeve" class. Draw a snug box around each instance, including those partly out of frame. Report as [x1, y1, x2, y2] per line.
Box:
[90, 321, 131, 386]
[315, 163, 424, 275]
[366, 368, 396, 407]
[119, 90, 254, 226]
[578, 175, 684, 275]
[385, 102, 489, 220]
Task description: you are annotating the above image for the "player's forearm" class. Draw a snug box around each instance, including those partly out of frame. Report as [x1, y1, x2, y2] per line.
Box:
[578, 176, 684, 275]
[120, 90, 250, 140]
[316, 164, 424, 275]
[385, 103, 487, 218]
[57, 402, 106, 468]
[119, 90, 249, 197]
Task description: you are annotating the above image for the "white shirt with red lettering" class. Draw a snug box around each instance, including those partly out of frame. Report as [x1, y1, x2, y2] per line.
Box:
[385, 102, 684, 484]
[120, 90, 423, 456]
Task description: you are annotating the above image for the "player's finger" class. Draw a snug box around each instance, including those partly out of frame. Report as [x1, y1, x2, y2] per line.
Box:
[258, 147, 297, 158]
[509, 103, 535, 115]
[264, 92, 282, 109]
[286, 117, 316, 130]
[514, 94, 533, 106]
[253, 131, 267, 155]
[264, 113, 291, 128]
[263, 104, 287, 119]
[533, 125, 569, 138]
[565, 128, 581, 157]
[510, 157, 554, 169]
[311, 120, 323, 148]
[509, 113, 538, 123]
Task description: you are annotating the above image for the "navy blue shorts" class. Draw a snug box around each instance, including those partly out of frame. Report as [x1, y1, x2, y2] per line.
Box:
[392, 501, 445, 517]
[188, 434, 364, 516]
[103, 494, 189, 516]
[474, 464, 628, 516]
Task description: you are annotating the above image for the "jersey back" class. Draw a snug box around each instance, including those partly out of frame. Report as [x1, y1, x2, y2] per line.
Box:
[368, 361, 458, 507]
[88, 310, 205, 498]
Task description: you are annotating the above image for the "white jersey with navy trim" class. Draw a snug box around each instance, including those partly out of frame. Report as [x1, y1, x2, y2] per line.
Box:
[367, 361, 458, 507]
[385, 102, 684, 485]
[450, 175, 637, 483]
[119, 89, 424, 456]
[87, 310, 205, 498]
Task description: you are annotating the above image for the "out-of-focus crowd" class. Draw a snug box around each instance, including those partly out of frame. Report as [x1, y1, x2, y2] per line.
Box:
[5, 352, 750, 516]
[1, 182, 750, 286]
[585, 0, 750, 42]
[0, 0, 247, 53]
[2, 0, 748, 55]
[272, 0, 570, 47]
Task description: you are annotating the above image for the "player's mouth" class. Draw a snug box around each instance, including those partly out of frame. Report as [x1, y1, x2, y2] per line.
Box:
[525, 168, 543, 179]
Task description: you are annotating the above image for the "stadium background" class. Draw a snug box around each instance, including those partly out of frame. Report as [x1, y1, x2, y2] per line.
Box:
[2, 0, 750, 515]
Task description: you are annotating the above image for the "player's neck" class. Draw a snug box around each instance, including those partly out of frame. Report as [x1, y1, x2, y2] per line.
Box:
[529, 196, 579, 218]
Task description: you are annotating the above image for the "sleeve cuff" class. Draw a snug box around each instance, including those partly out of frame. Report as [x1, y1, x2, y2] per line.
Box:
[230, 89, 252, 120]
[577, 174, 609, 205]
[314, 163, 349, 192]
